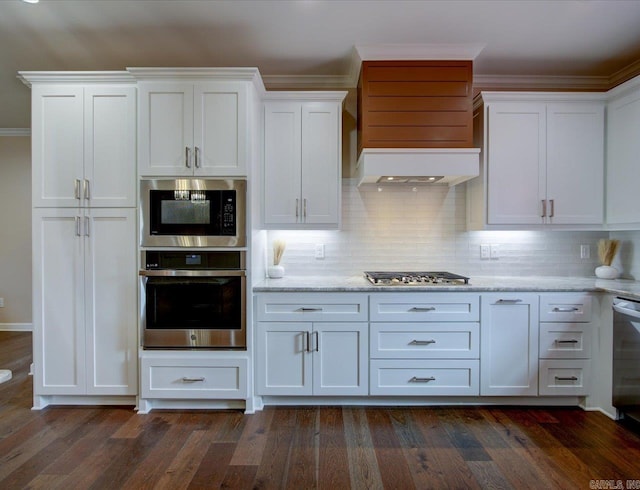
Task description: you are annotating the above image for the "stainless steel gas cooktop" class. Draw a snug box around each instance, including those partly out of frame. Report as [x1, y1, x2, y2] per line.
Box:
[364, 271, 470, 286]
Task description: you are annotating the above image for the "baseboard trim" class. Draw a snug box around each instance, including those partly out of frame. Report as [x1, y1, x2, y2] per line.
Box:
[0, 323, 33, 332]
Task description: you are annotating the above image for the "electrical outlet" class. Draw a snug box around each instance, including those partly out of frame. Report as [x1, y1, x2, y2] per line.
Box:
[314, 243, 325, 260]
[580, 244, 590, 259]
[0, 298, 4, 308]
[490, 244, 500, 259]
[480, 244, 490, 259]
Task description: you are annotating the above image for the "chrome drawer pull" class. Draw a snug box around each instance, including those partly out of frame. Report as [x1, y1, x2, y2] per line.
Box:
[555, 339, 579, 344]
[409, 339, 436, 345]
[297, 307, 323, 312]
[74, 179, 81, 200]
[410, 307, 436, 312]
[554, 376, 578, 381]
[181, 377, 205, 383]
[305, 331, 311, 352]
[552, 307, 579, 312]
[409, 376, 436, 383]
[185, 147, 191, 168]
[496, 299, 522, 304]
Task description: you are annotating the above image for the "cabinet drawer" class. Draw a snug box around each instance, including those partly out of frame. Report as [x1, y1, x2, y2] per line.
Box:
[370, 293, 479, 322]
[539, 294, 592, 322]
[370, 359, 479, 396]
[141, 357, 247, 399]
[256, 293, 368, 322]
[370, 323, 479, 359]
[539, 323, 592, 359]
[539, 359, 590, 396]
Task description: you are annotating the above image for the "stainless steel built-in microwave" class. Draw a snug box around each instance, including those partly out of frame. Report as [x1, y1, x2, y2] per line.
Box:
[140, 179, 246, 248]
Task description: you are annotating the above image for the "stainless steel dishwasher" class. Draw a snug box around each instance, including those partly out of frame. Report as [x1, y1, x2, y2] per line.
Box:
[613, 296, 640, 423]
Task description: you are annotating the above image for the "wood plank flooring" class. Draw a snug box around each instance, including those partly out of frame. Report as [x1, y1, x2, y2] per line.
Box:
[2, 331, 640, 489]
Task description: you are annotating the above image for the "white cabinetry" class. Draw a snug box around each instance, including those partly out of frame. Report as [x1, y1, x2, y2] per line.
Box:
[137, 80, 248, 176]
[538, 294, 592, 396]
[256, 293, 368, 396]
[369, 293, 480, 396]
[31, 83, 136, 208]
[480, 293, 539, 396]
[606, 75, 640, 228]
[32, 208, 137, 402]
[468, 92, 605, 229]
[263, 92, 346, 229]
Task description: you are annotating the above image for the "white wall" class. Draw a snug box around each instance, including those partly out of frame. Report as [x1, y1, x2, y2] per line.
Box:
[0, 136, 32, 329]
[264, 179, 610, 279]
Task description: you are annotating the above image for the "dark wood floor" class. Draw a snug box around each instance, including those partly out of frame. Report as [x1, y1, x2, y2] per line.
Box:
[1, 331, 640, 489]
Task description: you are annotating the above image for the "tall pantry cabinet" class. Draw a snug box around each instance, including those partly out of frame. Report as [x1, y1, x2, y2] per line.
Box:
[22, 73, 138, 408]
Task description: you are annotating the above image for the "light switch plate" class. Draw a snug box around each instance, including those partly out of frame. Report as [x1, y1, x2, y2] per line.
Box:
[480, 244, 490, 259]
[315, 243, 325, 259]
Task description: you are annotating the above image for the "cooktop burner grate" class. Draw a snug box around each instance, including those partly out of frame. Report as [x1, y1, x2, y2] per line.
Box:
[364, 271, 470, 285]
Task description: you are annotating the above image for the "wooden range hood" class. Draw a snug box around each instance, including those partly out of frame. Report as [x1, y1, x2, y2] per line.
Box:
[356, 58, 480, 186]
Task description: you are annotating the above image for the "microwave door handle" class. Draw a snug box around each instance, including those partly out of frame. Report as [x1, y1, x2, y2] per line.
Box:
[139, 270, 246, 277]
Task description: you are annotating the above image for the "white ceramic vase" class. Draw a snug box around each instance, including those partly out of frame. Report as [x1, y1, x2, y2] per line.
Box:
[268, 265, 285, 279]
[595, 265, 620, 280]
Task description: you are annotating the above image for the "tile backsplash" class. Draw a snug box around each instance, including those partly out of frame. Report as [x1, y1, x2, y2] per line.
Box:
[265, 179, 632, 279]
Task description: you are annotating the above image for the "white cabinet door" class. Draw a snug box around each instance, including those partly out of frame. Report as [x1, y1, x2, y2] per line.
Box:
[256, 322, 312, 396]
[84, 86, 137, 207]
[487, 102, 546, 225]
[313, 323, 368, 396]
[84, 209, 137, 395]
[194, 82, 248, 176]
[606, 82, 640, 227]
[546, 103, 604, 224]
[31, 85, 84, 207]
[263, 102, 302, 225]
[480, 294, 539, 396]
[301, 103, 340, 225]
[138, 83, 194, 176]
[32, 209, 85, 394]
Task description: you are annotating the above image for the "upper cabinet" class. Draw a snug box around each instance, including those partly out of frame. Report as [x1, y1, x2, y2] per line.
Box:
[137, 81, 249, 177]
[606, 76, 640, 229]
[467, 92, 605, 230]
[263, 92, 346, 229]
[31, 83, 136, 208]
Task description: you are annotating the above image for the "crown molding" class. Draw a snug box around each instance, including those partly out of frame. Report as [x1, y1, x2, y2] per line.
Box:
[0, 128, 30, 136]
[608, 58, 640, 89]
[18, 71, 134, 87]
[262, 74, 353, 89]
[355, 43, 486, 62]
[472, 74, 610, 91]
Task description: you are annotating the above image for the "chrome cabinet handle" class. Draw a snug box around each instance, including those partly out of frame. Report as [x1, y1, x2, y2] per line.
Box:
[305, 331, 311, 352]
[549, 199, 555, 218]
[409, 339, 436, 345]
[314, 331, 319, 352]
[541, 199, 547, 218]
[194, 146, 200, 168]
[185, 147, 191, 168]
[303, 198, 307, 219]
[555, 376, 578, 381]
[295, 198, 299, 220]
[83, 179, 90, 200]
[75, 216, 81, 236]
[409, 376, 436, 383]
[496, 299, 522, 304]
[555, 339, 579, 344]
[297, 307, 323, 312]
[84, 217, 90, 236]
[410, 307, 436, 312]
[74, 179, 81, 200]
[552, 307, 579, 312]
[181, 377, 205, 383]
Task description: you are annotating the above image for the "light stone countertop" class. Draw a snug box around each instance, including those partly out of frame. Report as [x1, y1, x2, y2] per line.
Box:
[253, 274, 640, 300]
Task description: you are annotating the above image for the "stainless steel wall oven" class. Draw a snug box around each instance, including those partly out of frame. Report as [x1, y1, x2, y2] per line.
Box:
[140, 250, 246, 349]
[140, 179, 246, 248]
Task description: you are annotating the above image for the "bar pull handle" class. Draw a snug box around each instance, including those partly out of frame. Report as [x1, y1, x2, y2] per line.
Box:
[409, 376, 436, 383]
[555, 339, 579, 344]
[84, 216, 90, 236]
[194, 146, 200, 168]
[295, 198, 299, 220]
[549, 199, 555, 218]
[83, 179, 90, 200]
[185, 147, 191, 168]
[75, 216, 82, 236]
[74, 179, 81, 200]
[555, 376, 578, 381]
[496, 299, 523, 304]
[181, 377, 205, 383]
[409, 339, 436, 345]
[552, 307, 579, 312]
[541, 199, 547, 218]
[297, 307, 323, 312]
[305, 331, 311, 353]
[314, 331, 319, 352]
[410, 307, 436, 312]
[303, 198, 307, 219]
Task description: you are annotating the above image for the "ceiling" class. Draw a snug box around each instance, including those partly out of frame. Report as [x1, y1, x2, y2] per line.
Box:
[3, 0, 640, 129]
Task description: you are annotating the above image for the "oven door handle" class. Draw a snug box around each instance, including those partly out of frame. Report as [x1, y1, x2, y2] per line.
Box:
[613, 303, 640, 320]
[139, 270, 245, 277]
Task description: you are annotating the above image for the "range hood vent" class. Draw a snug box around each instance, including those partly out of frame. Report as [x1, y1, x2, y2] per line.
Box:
[356, 148, 480, 187]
